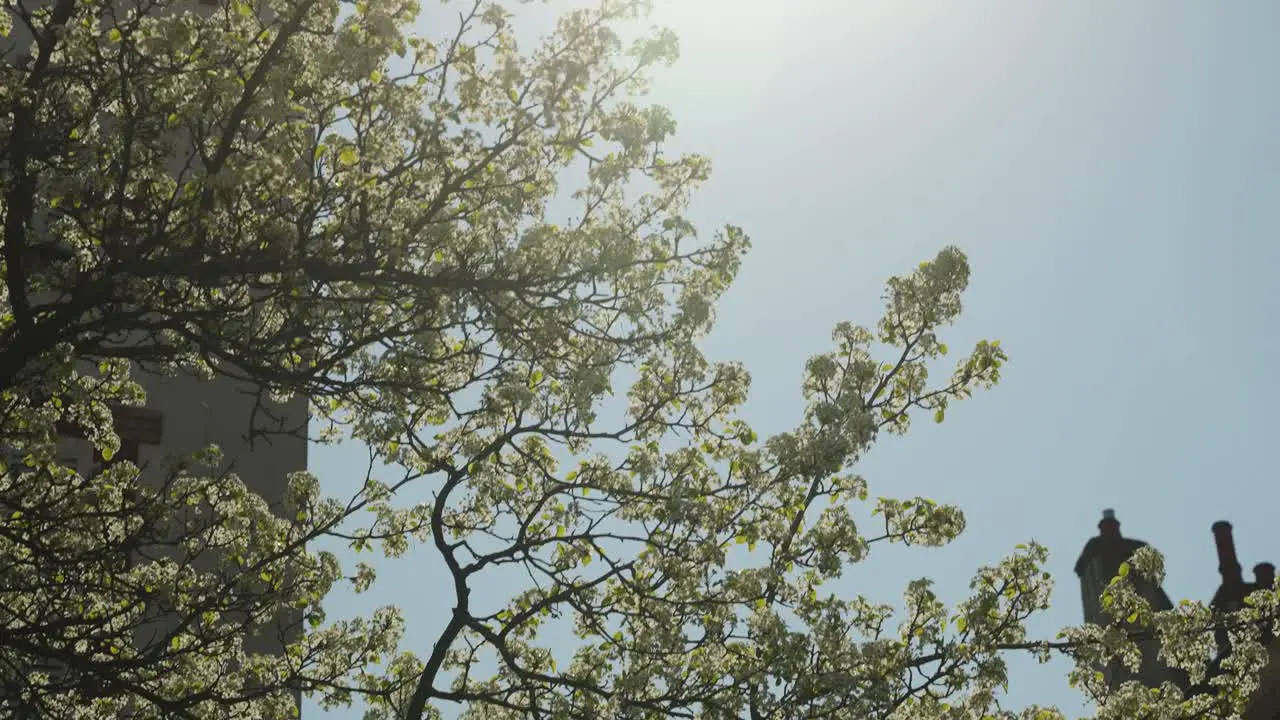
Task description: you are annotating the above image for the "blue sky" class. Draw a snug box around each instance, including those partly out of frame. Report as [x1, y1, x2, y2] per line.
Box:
[309, 1, 1280, 716]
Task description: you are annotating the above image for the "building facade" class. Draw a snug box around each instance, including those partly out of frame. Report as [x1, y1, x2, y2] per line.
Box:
[2, 0, 309, 710]
[1076, 510, 1279, 719]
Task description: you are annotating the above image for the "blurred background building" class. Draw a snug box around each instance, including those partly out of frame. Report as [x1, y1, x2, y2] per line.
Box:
[1076, 510, 1278, 719]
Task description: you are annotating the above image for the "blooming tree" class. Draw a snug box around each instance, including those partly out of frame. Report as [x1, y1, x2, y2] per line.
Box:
[1, 0, 1275, 718]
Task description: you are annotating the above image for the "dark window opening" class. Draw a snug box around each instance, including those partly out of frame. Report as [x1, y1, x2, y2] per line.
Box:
[92, 436, 140, 473]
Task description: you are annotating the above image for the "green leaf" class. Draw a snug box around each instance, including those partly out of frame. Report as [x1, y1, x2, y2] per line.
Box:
[108, 28, 122, 42]
[955, 616, 968, 633]
[370, 69, 383, 83]
[338, 147, 359, 166]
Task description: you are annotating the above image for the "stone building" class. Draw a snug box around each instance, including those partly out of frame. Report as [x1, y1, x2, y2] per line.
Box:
[0, 0, 309, 587]
[2, 0, 309, 710]
[1076, 510, 1279, 719]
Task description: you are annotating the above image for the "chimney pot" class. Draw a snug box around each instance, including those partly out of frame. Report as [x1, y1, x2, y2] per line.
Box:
[1098, 508, 1121, 538]
[1212, 521, 1244, 586]
[1255, 562, 1276, 590]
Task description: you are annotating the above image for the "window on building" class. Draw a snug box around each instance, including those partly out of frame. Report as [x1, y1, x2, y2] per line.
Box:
[92, 436, 140, 475]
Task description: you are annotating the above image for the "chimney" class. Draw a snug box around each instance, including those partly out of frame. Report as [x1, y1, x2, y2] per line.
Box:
[1212, 521, 1244, 587]
[1098, 508, 1121, 538]
[1255, 562, 1276, 591]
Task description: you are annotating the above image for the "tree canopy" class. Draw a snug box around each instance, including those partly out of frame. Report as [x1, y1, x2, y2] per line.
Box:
[1, 0, 1276, 718]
